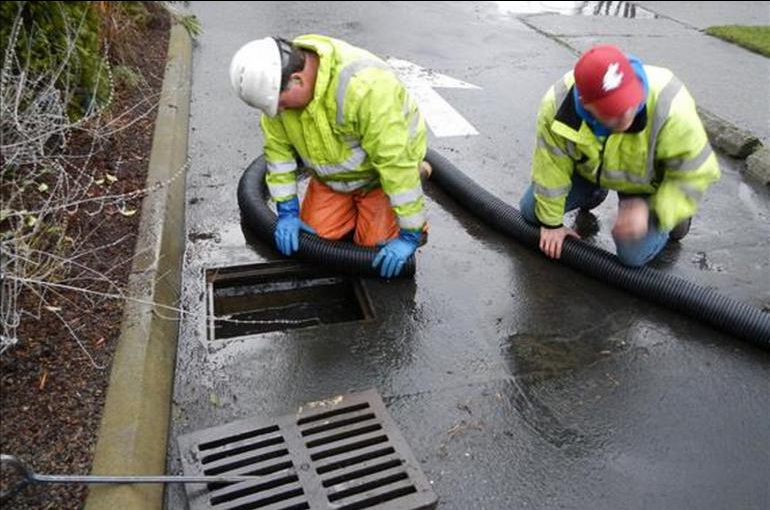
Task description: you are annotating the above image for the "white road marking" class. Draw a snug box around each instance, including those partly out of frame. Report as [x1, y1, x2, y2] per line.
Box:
[387, 57, 481, 138]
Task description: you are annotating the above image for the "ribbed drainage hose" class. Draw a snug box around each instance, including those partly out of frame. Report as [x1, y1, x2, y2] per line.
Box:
[425, 148, 770, 348]
[238, 152, 769, 347]
[237, 156, 415, 277]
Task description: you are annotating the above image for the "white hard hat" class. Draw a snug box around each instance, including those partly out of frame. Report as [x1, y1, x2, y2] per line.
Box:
[229, 37, 282, 117]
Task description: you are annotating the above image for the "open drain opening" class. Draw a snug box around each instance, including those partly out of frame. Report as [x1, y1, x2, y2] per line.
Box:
[207, 261, 374, 339]
[209, 474, 300, 505]
[321, 458, 403, 487]
[203, 448, 291, 476]
[201, 436, 286, 464]
[315, 447, 397, 475]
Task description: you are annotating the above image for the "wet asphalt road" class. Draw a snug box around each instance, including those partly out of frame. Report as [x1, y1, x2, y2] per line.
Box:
[167, 3, 770, 509]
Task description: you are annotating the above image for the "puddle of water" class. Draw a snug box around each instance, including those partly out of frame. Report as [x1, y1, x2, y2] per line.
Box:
[503, 314, 634, 381]
[493, 1, 658, 19]
[690, 251, 725, 273]
[505, 333, 610, 381]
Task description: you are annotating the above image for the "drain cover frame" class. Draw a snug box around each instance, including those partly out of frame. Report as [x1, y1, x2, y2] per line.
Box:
[206, 261, 375, 341]
[178, 389, 437, 510]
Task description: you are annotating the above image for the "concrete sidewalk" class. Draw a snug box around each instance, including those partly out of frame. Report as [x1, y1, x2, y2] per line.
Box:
[514, 1, 770, 184]
[635, 1, 769, 30]
[633, 1, 770, 183]
[520, 1, 770, 146]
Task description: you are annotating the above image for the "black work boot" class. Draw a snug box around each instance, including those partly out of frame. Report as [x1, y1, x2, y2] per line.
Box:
[668, 217, 692, 242]
[574, 209, 600, 237]
[579, 188, 609, 212]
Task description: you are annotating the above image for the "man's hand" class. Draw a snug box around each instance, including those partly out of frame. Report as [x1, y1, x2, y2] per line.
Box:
[274, 198, 316, 256]
[539, 226, 581, 259]
[372, 229, 420, 278]
[612, 198, 649, 241]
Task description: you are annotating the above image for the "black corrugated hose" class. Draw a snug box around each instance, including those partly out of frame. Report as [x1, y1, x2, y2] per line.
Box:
[237, 151, 769, 347]
[425, 148, 770, 348]
[237, 156, 415, 277]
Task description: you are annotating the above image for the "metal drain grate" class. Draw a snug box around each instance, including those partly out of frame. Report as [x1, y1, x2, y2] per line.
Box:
[178, 389, 437, 510]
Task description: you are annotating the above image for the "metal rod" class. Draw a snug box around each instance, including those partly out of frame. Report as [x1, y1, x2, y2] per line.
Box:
[1, 454, 278, 502]
[31, 473, 270, 484]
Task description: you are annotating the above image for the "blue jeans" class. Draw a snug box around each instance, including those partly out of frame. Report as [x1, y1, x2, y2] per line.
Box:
[519, 174, 670, 267]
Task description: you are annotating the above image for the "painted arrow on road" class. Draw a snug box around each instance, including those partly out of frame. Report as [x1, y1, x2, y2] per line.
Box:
[386, 57, 480, 138]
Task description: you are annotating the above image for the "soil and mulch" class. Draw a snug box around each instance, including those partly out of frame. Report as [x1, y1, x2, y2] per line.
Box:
[1, 6, 171, 509]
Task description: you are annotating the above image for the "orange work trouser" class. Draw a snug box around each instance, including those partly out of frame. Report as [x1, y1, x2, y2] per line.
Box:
[300, 178, 400, 247]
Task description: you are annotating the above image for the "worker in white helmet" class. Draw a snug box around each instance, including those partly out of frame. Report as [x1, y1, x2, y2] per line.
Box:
[230, 35, 430, 278]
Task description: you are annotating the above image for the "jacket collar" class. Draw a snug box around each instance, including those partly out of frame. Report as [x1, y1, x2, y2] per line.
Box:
[291, 36, 334, 114]
[553, 85, 647, 142]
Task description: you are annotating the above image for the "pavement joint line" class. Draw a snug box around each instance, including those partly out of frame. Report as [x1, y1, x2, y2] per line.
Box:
[518, 15, 580, 55]
[639, 7, 699, 30]
[84, 23, 192, 510]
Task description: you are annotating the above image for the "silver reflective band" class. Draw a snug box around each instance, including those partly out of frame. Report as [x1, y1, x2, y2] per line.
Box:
[267, 160, 298, 174]
[565, 140, 578, 159]
[402, 99, 411, 118]
[534, 182, 571, 198]
[402, 97, 423, 139]
[553, 77, 570, 108]
[336, 59, 393, 124]
[267, 182, 298, 198]
[678, 182, 704, 203]
[603, 168, 650, 184]
[663, 143, 713, 172]
[398, 211, 426, 230]
[538, 135, 569, 158]
[407, 110, 421, 139]
[646, 76, 683, 179]
[388, 186, 423, 207]
[310, 146, 368, 177]
[324, 178, 374, 192]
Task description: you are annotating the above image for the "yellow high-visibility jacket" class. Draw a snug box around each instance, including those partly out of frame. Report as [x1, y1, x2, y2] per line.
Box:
[531, 66, 720, 230]
[262, 34, 427, 232]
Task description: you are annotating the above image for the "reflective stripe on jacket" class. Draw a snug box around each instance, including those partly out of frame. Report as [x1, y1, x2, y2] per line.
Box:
[262, 34, 427, 232]
[531, 65, 719, 230]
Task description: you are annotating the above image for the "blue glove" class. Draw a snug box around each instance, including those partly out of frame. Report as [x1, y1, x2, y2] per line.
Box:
[274, 198, 316, 256]
[372, 229, 421, 278]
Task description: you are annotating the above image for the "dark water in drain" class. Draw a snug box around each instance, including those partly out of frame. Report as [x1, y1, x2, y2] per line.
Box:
[213, 277, 365, 338]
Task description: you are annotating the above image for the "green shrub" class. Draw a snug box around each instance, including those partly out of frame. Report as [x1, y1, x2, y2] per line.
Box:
[1, 2, 111, 117]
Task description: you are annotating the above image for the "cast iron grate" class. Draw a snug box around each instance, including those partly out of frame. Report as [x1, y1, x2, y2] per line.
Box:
[178, 389, 437, 510]
[206, 261, 374, 340]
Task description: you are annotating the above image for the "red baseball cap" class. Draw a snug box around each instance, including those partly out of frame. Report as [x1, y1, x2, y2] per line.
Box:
[574, 44, 643, 118]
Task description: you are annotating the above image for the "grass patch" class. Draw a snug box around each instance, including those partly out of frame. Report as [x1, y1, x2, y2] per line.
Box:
[705, 25, 770, 58]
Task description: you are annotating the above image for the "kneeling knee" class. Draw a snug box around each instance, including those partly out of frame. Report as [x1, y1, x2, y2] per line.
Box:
[616, 248, 652, 268]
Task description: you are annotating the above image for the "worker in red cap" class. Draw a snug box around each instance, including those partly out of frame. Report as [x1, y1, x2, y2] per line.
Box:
[519, 44, 720, 266]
